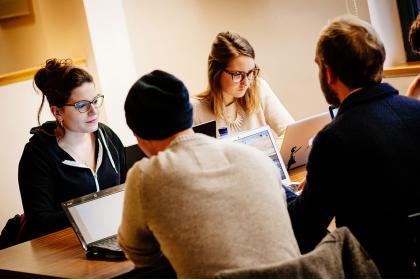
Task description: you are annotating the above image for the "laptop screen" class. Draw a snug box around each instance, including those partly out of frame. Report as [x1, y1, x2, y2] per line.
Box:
[229, 127, 288, 182]
[65, 187, 124, 245]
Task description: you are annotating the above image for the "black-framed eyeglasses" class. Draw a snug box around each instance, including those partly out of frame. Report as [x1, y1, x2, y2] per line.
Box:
[63, 94, 104, 113]
[223, 67, 260, 83]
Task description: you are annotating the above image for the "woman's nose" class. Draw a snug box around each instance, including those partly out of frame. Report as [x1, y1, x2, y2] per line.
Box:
[88, 103, 99, 114]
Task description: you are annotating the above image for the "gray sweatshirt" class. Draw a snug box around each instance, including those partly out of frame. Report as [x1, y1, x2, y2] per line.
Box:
[118, 134, 300, 278]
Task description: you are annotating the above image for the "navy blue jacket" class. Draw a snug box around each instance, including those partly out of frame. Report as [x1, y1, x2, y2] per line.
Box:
[18, 122, 126, 240]
[288, 83, 420, 278]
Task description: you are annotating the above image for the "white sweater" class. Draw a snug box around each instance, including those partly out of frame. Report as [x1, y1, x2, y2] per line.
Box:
[191, 78, 294, 137]
[118, 134, 300, 278]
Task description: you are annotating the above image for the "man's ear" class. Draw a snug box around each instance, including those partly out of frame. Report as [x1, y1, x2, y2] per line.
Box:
[50, 106, 63, 121]
[324, 64, 336, 85]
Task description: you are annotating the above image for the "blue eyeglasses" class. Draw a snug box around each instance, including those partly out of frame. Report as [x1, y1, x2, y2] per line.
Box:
[63, 95, 104, 113]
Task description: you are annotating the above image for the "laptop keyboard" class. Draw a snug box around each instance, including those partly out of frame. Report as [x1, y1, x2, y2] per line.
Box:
[91, 235, 122, 251]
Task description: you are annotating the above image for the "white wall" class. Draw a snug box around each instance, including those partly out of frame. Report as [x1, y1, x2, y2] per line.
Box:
[0, 80, 52, 227]
[122, 0, 371, 120]
[83, 0, 137, 146]
[367, 0, 406, 67]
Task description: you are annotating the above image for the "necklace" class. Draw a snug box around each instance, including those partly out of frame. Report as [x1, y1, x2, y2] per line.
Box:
[223, 106, 244, 131]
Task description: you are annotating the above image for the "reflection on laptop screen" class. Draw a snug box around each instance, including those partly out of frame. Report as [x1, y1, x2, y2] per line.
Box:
[67, 191, 124, 244]
[233, 129, 287, 181]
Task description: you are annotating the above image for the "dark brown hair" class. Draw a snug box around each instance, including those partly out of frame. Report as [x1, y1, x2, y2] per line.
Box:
[316, 15, 385, 89]
[34, 58, 93, 125]
[198, 31, 260, 120]
[409, 13, 420, 54]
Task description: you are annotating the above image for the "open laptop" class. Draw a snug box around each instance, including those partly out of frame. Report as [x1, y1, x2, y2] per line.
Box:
[280, 112, 331, 170]
[224, 126, 298, 191]
[61, 184, 126, 259]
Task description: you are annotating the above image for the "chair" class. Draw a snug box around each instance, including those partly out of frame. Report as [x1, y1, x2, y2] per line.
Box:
[0, 214, 26, 250]
[125, 144, 146, 170]
[215, 227, 380, 279]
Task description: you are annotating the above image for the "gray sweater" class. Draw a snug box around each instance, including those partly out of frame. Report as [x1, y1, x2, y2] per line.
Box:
[118, 134, 300, 278]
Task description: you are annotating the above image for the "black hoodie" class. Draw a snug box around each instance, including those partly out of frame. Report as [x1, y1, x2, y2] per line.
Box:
[18, 121, 126, 240]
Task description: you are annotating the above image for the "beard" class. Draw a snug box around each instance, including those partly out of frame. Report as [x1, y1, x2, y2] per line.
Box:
[320, 67, 341, 108]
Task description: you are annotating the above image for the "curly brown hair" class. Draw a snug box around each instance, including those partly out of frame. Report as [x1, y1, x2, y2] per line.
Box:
[34, 58, 93, 126]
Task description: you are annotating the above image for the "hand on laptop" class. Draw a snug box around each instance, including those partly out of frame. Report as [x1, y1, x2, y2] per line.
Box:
[297, 180, 306, 192]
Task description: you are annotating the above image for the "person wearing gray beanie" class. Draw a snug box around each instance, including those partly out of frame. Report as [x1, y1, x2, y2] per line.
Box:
[119, 70, 300, 278]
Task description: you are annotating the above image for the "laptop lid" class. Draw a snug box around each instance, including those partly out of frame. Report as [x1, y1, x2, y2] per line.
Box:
[224, 125, 291, 186]
[192, 120, 216, 138]
[280, 112, 331, 170]
[61, 184, 125, 251]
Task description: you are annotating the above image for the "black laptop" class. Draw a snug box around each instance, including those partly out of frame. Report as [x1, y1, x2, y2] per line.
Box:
[61, 184, 126, 259]
[192, 120, 216, 137]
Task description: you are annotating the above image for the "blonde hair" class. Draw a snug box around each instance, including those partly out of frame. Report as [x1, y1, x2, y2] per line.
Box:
[198, 31, 260, 121]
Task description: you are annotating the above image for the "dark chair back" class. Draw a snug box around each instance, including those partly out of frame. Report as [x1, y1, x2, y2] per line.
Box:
[125, 144, 146, 170]
[0, 214, 26, 249]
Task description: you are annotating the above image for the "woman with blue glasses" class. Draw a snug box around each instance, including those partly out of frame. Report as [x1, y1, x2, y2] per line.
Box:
[18, 58, 126, 240]
[192, 31, 294, 138]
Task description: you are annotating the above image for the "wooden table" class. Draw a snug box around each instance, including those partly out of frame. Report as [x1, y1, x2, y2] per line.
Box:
[289, 165, 306, 182]
[0, 227, 135, 278]
[0, 167, 307, 278]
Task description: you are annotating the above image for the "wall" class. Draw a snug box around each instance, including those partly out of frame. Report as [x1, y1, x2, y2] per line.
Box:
[122, 0, 371, 120]
[83, 0, 137, 146]
[0, 79, 51, 228]
[0, 0, 91, 75]
[0, 0, 93, 228]
[367, 0, 407, 67]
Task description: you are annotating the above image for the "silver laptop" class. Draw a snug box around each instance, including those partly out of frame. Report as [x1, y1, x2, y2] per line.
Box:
[224, 126, 293, 188]
[61, 184, 125, 259]
[280, 112, 331, 170]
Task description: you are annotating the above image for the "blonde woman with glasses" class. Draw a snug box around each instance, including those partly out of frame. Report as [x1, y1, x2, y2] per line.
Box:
[192, 31, 294, 137]
[18, 58, 126, 241]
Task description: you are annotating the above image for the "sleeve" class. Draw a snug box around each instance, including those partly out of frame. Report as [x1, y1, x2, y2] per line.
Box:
[259, 78, 294, 138]
[191, 97, 215, 126]
[118, 165, 162, 267]
[18, 144, 68, 237]
[191, 97, 202, 126]
[287, 129, 341, 253]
